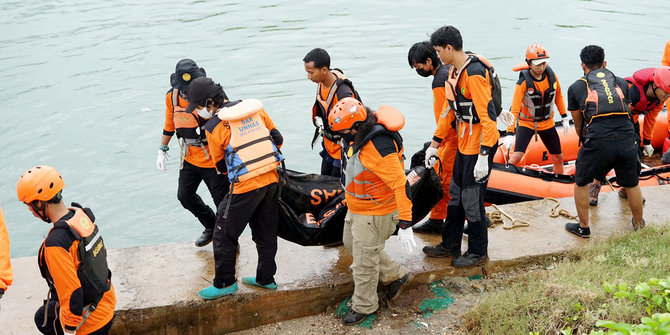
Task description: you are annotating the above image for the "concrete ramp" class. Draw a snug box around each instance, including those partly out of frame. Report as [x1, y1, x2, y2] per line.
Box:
[2, 185, 668, 334]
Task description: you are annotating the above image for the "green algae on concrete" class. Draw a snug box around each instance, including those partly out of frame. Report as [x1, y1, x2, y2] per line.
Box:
[414, 281, 455, 328]
[334, 297, 376, 329]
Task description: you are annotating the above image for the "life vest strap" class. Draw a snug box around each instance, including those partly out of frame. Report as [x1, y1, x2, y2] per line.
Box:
[232, 136, 272, 153]
[230, 151, 280, 174]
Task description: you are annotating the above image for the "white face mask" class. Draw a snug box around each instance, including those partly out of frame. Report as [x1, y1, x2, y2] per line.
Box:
[197, 107, 213, 119]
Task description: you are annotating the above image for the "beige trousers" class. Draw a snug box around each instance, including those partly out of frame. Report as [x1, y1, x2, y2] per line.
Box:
[342, 210, 409, 314]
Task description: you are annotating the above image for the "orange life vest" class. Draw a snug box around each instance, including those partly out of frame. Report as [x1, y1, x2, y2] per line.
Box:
[311, 70, 362, 142]
[171, 88, 209, 150]
[341, 106, 405, 204]
[220, 99, 284, 183]
[580, 68, 631, 125]
[38, 204, 111, 309]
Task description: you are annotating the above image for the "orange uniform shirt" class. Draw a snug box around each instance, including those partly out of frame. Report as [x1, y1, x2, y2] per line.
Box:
[0, 206, 12, 292]
[433, 65, 458, 147]
[434, 61, 499, 155]
[206, 108, 279, 194]
[345, 136, 413, 222]
[163, 90, 215, 168]
[508, 72, 567, 133]
[40, 210, 116, 334]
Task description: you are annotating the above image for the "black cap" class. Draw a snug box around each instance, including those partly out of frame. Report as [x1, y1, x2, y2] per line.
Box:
[170, 59, 206, 91]
[184, 77, 223, 114]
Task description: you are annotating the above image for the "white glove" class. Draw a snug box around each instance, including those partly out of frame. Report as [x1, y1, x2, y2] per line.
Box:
[156, 149, 167, 172]
[498, 109, 515, 128]
[562, 117, 570, 135]
[424, 146, 439, 169]
[503, 135, 515, 150]
[642, 144, 654, 157]
[314, 116, 324, 130]
[473, 154, 490, 183]
[398, 228, 416, 254]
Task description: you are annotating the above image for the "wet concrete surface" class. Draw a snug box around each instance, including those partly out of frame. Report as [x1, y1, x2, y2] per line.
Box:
[1, 185, 668, 334]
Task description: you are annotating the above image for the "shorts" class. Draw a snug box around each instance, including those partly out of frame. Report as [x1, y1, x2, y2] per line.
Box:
[575, 135, 640, 187]
[514, 126, 562, 155]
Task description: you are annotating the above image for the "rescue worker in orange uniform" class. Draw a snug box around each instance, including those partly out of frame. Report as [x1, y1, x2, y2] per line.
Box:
[156, 59, 230, 247]
[589, 65, 670, 204]
[421, 26, 499, 268]
[184, 78, 285, 300]
[0, 205, 12, 301]
[16, 166, 116, 335]
[328, 97, 415, 325]
[565, 45, 644, 238]
[303, 48, 359, 177]
[407, 41, 458, 234]
[503, 44, 570, 174]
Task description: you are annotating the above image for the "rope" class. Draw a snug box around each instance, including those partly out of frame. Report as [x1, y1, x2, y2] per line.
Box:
[486, 204, 531, 230]
[545, 197, 579, 220]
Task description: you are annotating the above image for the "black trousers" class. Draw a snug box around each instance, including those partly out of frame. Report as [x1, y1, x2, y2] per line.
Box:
[213, 182, 280, 288]
[34, 300, 113, 335]
[319, 141, 341, 177]
[177, 161, 230, 229]
[441, 146, 496, 256]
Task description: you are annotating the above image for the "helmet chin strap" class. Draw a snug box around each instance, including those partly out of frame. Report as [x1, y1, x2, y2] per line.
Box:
[30, 201, 51, 223]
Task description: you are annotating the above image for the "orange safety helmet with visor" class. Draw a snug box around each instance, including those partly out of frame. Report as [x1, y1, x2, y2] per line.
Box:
[16, 166, 64, 223]
[513, 43, 550, 71]
[328, 97, 367, 132]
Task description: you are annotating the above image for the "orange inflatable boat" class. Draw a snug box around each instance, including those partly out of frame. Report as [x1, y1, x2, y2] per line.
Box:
[485, 163, 670, 204]
[493, 112, 669, 166]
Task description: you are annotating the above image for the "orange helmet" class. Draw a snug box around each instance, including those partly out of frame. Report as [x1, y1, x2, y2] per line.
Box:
[17, 166, 65, 203]
[526, 44, 549, 61]
[328, 97, 367, 132]
[652, 66, 670, 93]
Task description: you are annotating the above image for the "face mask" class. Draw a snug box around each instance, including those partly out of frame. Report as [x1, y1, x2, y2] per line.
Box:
[197, 107, 213, 119]
[416, 68, 432, 77]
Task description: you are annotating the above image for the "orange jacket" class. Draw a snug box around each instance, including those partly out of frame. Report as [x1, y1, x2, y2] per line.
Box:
[434, 57, 499, 155]
[205, 102, 280, 194]
[0, 206, 12, 293]
[508, 71, 567, 133]
[315, 71, 354, 159]
[163, 89, 215, 168]
[662, 39, 670, 66]
[342, 130, 412, 221]
[39, 209, 116, 334]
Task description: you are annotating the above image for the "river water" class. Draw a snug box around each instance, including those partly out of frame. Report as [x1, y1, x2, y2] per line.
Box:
[1, 0, 668, 257]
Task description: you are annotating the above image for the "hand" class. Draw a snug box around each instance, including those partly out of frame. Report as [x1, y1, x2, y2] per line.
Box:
[503, 135, 515, 150]
[642, 144, 654, 157]
[314, 116, 324, 130]
[498, 109, 515, 128]
[397, 227, 416, 254]
[562, 117, 570, 135]
[424, 146, 439, 169]
[473, 154, 490, 183]
[156, 149, 167, 172]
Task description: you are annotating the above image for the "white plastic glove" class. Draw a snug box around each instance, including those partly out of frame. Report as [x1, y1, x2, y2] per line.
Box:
[473, 154, 490, 183]
[642, 144, 654, 157]
[503, 135, 515, 150]
[398, 227, 416, 254]
[498, 109, 515, 128]
[562, 117, 570, 135]
[424, 146, 439, 169]
[156, 149, 167, 172]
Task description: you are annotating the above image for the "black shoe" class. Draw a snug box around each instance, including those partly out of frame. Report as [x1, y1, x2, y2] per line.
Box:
[422, 244, 460, 258]
[342, 309, 369, 326]
[412, 218, 444, 234]
[195, 228, 214, 247]
[387, 272, 414, 304]
[565, 223, 590, 238]
[452, 252, 489, 268]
